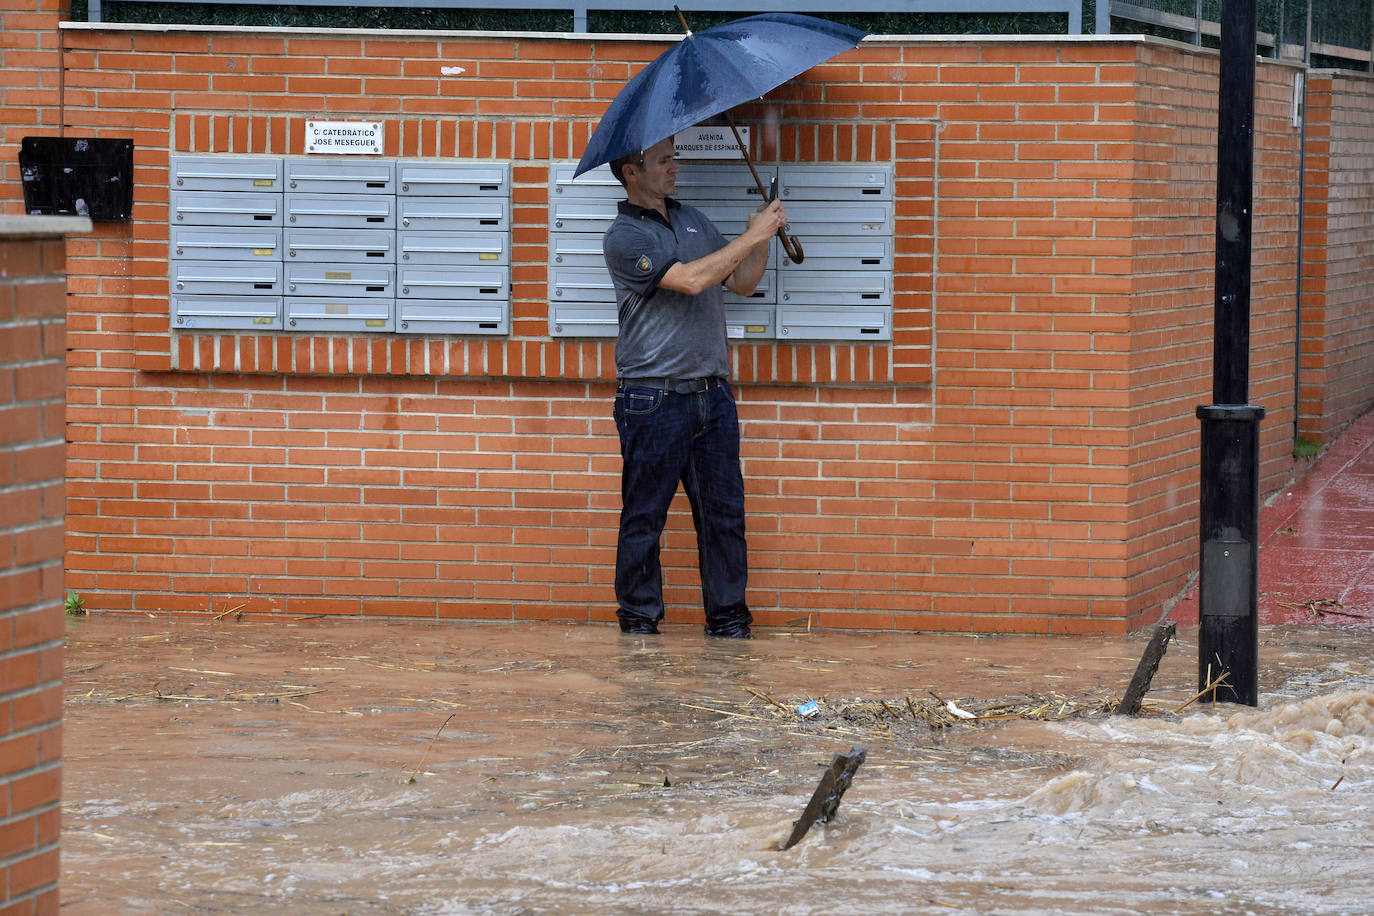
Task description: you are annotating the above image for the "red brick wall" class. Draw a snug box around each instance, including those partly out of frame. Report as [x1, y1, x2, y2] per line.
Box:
[1300, 71, 1374, 443]
[0, 222, 72, 916]
[0, 0, 65, 216]
[3, 18, 1339, 634]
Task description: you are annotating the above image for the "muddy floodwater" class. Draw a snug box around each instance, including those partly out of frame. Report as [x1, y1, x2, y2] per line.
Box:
[60, 615, 1374, 914]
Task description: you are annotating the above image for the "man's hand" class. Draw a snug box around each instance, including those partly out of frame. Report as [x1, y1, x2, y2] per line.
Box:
[746, 199, 788, 245]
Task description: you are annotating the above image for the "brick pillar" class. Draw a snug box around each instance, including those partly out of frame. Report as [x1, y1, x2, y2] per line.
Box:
[1, 215, 88, 915]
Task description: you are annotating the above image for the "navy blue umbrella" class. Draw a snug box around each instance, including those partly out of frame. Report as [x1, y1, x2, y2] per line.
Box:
[574, 11, 866, 180]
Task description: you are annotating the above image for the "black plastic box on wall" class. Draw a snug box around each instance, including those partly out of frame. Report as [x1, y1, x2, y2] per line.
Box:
[19, 136, 134, 222]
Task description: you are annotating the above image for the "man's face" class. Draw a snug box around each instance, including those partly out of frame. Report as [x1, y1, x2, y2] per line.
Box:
[630, 138, 678, 198]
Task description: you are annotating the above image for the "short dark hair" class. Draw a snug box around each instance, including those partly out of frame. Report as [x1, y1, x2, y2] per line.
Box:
[609, 150, 645, 187]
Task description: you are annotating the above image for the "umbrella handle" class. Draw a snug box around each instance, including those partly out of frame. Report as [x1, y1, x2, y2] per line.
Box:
[722, 114, 806, 265]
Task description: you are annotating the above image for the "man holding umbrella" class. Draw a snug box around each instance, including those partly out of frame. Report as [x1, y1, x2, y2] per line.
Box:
[575, 11, 865, 635]
[604, 137, 787, 637]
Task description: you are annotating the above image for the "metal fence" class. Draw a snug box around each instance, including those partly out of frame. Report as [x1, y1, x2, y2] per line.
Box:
[1108, 0, 1373, 68]
[80, 0, 1372, 69]
[84, 0, 1093, 34]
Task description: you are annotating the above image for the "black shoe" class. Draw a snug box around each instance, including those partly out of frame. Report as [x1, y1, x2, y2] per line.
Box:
[706, 624, 752, 639]
[619, 617, 660, 634]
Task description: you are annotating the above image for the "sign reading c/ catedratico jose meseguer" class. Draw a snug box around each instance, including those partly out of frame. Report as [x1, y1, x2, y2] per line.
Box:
[306, 121, 385, 155]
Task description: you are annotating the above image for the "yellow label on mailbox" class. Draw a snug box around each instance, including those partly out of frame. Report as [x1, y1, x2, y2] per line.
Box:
[253, 179, 275, 187]
[325, 302, 348, 314]
[324, 271, 352, 280]
[746, 325, 766, 334]
[253, 317, 274, 325]
[479, 252, 498, 260]
[252, 248, 274, 256]
[365, 319, 386, 327]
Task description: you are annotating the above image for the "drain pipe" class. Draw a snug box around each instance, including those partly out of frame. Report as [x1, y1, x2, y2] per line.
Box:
[1292, 2, 1312, 442]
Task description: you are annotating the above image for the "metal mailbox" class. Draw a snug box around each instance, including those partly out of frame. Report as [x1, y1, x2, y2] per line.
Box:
[724, 305, 774, 340]
[397, 197, 510, 232]
[783, 201, 892, 239]
[285, 158, 394, 194]
[171, 190, 281, 227]
[724, 268, 776, 305]
[396, 300, 509, 336]
[549, 162, 621, 201]
[285, 192, 394, 229]
[777, 305, 891, 341]
[778, 165, 892, 201]
[285, 263, 393, 298]
[780, 235, 892, 272]
[548, 232, 606, 269]
[285, 228, 393, 264]
[285, 297, 393, 332]
[397, 231, 509, 266]
[549, 303, 618, 338]
[396, 265, 508, 301]
[397, 160, 510, 197]
[170, 226, 281, 261]
[673, 164, 774, 206]
[549, 197, 618, 235]
[170, 156, 283, 193]
[779, 270, 891, 307]
[172, 295, 282, 330]
[549, 266, 617, 305]
[171, 260, 283, 296]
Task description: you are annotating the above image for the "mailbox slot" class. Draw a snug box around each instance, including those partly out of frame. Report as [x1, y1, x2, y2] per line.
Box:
[171, 156, 283, 193]
[549, 197, 618, 235]
[783, 201, 892, 238]
[396, 266, 508, 300]
[779, 270, 891, 307]
[548, 232, 606, 269]
[724, 305, 774, 339]
[674, 164, 774, 205]
[397, 231, 509, 266]
[170, 226, 281, 261]
[285, 228, 393, 263]
[396, 300, 509, 335]
[285, 158, 394, 194]
[724, 269, 776, 305]
[780, 236, 892, 272]
[779, 165, 892, 201]
[549, 303, 618, 338]
[171, 190, 281, 227]
[396, 160, 510, 197]
[550, 266, 617, 305]
[778, 305, 891, 341]
[172, 295, 282, 330]
[172, 260, 283, 296]
[397, 197, 510, 232]
[286, 262, 394, 298]
[285, 297, 394, 332]
[549, 162, 621, 200]
[285, 192, 394, 229]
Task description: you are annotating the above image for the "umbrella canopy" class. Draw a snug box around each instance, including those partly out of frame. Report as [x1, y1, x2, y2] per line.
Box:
[574, 12, 866, 178]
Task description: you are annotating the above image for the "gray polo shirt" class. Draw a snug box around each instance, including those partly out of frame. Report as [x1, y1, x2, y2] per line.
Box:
[602, 198, 731, 381]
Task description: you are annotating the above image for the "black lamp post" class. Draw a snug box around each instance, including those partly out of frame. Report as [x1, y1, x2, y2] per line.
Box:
[1196, 0, 1264, 706]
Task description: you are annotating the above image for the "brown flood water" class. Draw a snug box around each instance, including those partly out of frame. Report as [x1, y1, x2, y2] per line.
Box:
[61, 616, 1374, 914]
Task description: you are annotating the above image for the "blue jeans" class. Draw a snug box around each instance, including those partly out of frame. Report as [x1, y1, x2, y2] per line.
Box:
[613, 381, 750, 633]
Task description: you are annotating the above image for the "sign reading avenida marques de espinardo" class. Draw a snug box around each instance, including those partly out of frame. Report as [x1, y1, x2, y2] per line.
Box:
[306, 121, 384, 155]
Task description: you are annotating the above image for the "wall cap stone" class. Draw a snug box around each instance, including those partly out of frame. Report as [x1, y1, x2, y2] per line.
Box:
[0, 215, 93, 240]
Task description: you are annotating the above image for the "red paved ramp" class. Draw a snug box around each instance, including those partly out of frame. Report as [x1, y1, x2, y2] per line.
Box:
[1170, 409, 1374, 627]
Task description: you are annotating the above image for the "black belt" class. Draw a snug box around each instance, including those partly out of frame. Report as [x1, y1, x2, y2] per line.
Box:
[619, 376, 723, 395]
